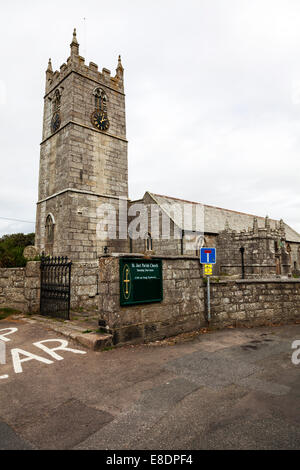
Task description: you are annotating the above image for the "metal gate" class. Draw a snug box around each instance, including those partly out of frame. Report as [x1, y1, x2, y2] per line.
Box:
[40, 255, 72, 319]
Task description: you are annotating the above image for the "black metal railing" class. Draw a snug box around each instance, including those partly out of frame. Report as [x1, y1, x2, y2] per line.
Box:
[40, 254, 72, 320]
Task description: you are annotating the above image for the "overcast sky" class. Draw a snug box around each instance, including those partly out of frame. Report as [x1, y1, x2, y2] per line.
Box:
[0, 0, 300, 237]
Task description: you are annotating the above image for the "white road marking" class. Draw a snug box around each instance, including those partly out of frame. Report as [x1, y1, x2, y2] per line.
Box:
[33, 339, 87, 360]
[0, 340, 5, 364]
[11, 348, 53, 374]
[1, 335, 87, 377]
[292, 340, 300, 365]
[0, 328, 18, 342]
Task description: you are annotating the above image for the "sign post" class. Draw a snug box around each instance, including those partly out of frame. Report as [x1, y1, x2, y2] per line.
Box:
[200, 248, 216, 323]
[207, 274, 211, 322]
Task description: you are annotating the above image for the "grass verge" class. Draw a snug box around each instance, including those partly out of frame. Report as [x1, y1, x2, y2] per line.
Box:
[0, 307, 21, 320]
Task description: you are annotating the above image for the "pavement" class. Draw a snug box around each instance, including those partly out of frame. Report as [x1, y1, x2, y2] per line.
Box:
[0, 315, 299, 450]
[17, 313, 113, 351]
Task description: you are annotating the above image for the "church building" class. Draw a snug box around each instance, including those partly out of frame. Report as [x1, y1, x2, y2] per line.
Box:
[35, 30, 300, 278]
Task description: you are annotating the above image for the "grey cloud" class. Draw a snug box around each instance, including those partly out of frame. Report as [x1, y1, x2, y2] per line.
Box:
[0, 0, 299, 236]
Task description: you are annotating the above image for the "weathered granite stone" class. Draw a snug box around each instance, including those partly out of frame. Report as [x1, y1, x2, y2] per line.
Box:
[97, 255, 300, 346]
[23, 246, 39, 260]
[35, 31, 129, 261]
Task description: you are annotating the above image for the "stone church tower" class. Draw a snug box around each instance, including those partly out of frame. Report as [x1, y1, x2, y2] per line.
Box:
[35, 29, 129, 261]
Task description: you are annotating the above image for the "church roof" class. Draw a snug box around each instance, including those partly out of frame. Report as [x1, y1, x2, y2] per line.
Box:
[145, 192, 300, 243]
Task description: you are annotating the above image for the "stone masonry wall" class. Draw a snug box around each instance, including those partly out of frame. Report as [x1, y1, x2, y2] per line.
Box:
[71, 262, 99, 310]
[0, 261, 101, 314]
[1, 256, 299, 340]
[0, 262, 40, 313]
[290, 242, 300, 273]
[98, 255, 300, 346]
[216, 222, 291, 277]
[37, 191, 129, 261]
[99, 255, 205, 345]
[210, 279, 300, 327]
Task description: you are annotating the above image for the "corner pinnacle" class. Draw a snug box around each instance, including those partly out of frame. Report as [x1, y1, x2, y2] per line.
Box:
[116, 54, 124, 79]
[72, 28, 78, 45]
[70, 28, 79, 56]
[46, 58, 53, 73]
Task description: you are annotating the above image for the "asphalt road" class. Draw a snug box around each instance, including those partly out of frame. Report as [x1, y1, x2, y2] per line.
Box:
[0, 316, 299, 450]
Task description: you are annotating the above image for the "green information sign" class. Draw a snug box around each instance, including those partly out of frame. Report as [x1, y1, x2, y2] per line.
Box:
[119, 258, 163, 306]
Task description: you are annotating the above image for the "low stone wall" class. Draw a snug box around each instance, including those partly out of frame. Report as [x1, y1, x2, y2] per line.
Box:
[0, 262, 40, 313]
[1, 255, 299, 339]
[98, 255, 300, 345]
[210, 279, 300, 327]
[99, 255, 205, 345]
[0, 260, 100, 314]
[71, 262, 100, 310]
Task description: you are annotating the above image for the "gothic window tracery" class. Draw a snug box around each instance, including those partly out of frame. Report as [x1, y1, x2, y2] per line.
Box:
[91, 88, 109, 131]
[93, 88, 108, 112]
[53, 89, 61, 112]
[50, 89, 62, 133]
[45, 214, 55, 244]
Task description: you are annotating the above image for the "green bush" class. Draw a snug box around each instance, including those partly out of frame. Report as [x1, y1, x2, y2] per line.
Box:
[0, 233, 35, 268]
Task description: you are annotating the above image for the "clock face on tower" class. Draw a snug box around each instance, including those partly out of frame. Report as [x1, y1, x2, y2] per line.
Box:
[91, 110, 110, 131]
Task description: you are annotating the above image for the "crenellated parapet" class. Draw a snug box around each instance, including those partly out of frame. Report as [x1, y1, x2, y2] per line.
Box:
[217, 215, 290, 278]
[221, 215, 286, 242]
[45, 28, 124, 96]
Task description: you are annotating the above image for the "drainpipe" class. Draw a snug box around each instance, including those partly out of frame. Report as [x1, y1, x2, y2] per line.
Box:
[240, 246, 245, 279]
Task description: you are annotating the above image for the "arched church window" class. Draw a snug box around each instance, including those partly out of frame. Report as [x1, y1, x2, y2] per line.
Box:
[145, 232, 153, 251]
[51, 89, 62, 133]
[45, 214, 55, 244]
[93, 88, 108, 111]
[91, 88, 110, 131]
[195, 234, 204, 257]
[53, 89, 61, 112]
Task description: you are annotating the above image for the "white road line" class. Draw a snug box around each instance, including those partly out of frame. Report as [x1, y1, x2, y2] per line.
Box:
[0, 328, 18, 342]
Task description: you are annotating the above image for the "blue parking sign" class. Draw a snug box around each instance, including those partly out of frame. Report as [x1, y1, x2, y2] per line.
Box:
[200, 247, 216, 264]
